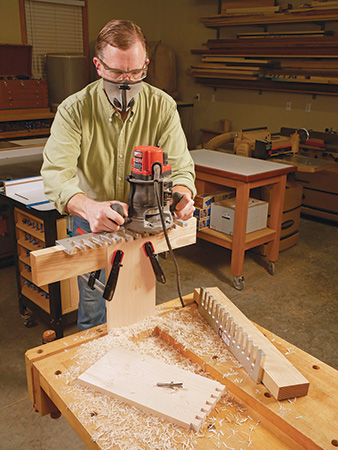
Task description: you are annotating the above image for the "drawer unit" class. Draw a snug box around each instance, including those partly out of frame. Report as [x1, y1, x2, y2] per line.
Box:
[0, 79, 49, 110]
[13, 207, 78, 337]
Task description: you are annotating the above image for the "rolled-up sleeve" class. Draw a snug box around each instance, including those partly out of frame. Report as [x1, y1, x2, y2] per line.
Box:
[41, 104, 84, 214]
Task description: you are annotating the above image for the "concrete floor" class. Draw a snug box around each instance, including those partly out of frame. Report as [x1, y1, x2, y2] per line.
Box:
[0, 215, 337, 449]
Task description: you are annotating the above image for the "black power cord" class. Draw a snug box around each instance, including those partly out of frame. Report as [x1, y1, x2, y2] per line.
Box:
[153, 175, 185, 308]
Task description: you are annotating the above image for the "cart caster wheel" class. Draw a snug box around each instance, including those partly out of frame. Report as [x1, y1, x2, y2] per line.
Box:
[268, 261, 275, 276]
[233, 275, 245, 290]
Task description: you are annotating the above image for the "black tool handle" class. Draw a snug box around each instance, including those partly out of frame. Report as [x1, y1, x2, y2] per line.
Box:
[143, 241, 166, 284]
[110, 203, 124, 217]
[170, 192, 183, 213]
[103, 250, 124, 301]
[110, 203, 131, 225]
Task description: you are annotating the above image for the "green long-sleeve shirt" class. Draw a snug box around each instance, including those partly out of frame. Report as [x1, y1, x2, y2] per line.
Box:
[41, 79, 196, 214]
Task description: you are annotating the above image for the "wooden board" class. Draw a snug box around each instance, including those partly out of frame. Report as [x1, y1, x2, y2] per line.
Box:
[78, 347, 225, 432]
[194, 288, 309, 400]
[221, 0, 275, 14]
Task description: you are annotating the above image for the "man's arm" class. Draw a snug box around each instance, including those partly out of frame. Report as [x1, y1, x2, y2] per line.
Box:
[66, 194, 128, 233]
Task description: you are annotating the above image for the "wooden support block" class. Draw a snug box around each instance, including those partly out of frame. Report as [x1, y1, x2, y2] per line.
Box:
[105, 235, 157, 329]
[194, 287, 309, 400]
[77, 347, 225, 432]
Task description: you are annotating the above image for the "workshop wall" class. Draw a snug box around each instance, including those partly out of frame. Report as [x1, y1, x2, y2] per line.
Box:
[1, 0, 338, 149]
[0, 0, 22, 44]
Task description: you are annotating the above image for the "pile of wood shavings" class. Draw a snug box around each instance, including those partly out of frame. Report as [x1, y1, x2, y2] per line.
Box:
[61, 308, 246, 450]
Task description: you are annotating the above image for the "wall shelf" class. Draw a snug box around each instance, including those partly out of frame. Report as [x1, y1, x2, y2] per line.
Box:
[192, 3, 338, 96]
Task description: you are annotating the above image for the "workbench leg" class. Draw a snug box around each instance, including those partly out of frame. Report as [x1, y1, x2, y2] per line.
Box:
[231, 183, 250, 283]
[265, 175, 287, 264]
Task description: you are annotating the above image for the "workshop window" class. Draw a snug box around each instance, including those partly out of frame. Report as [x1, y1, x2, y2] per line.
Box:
[19, 0, 88, 79]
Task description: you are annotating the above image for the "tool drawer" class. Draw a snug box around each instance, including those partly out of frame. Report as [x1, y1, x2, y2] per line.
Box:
[0, 79, 49, 110]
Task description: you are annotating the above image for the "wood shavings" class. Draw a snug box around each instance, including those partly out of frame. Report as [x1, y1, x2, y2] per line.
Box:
[59, 308, 260, 450]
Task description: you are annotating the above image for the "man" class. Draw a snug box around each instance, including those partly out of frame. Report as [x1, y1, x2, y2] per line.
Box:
[41, 20, 196, 330]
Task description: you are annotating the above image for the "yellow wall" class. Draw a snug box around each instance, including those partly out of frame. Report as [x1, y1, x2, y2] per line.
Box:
[0, 0, 22, 43]
[1, 0, 338, 148]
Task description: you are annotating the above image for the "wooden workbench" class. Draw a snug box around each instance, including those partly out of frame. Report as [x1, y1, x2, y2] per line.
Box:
[190, 150, 295, 289]
[25, 292, 338, 450]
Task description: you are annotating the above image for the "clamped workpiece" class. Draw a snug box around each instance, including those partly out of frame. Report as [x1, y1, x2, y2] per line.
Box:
[56, 145, 187, 306]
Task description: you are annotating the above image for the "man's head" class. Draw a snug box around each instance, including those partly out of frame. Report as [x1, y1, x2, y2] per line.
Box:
[95, 19, 148, 61]
[93, 20, 149, 113]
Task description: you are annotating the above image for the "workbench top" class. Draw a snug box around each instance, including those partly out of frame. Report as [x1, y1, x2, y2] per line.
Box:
[26, 292, 338, 450]
[191, 149, 295, 181]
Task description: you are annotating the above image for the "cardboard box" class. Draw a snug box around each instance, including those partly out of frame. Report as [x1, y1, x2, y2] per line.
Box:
[196, 217, 210, 231]
[210, 197, 268, 235]
[194, 189, 235, 209]
[193, 207, 210, 220]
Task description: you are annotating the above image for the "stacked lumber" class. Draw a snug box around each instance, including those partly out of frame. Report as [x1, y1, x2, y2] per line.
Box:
[190, 35, 338, 93]
[237, 30, 334, 39]
[289, 0, 338, 13]
[221, 0, 280, 16]
[197, 36, 338, 57]
[201, 1, 338, 27]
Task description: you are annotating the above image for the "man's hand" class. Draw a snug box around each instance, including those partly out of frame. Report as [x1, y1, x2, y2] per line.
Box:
[171, 186, 195, 221]
[67, 193, 128, 232]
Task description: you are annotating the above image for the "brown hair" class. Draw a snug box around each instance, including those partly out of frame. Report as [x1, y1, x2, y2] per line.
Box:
[95, 20, 148, 59]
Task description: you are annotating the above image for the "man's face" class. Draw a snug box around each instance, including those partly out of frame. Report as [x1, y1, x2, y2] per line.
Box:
[93, 41, 149, 113]
[94, 41, 148, 83]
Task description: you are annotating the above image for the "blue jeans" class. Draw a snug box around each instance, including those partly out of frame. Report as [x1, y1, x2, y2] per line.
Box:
[73, 216, 107, 331]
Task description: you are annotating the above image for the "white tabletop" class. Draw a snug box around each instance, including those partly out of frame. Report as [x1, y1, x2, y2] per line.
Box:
[190, 149, 292, 178]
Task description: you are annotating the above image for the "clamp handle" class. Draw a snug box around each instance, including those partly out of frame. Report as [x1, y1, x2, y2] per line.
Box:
[103, 250, 124, 301]
[143, 241, 166, 284]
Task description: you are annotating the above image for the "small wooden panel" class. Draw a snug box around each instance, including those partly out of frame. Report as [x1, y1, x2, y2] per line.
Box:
[194, 288, 309, 400]
[78, 347, 225, 432]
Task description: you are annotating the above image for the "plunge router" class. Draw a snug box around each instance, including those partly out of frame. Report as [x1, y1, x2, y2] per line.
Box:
[125, 145, 175, 234]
